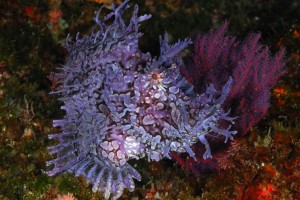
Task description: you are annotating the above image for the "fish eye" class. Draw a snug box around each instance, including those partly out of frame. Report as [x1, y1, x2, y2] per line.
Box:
[148, 71, 164, 83]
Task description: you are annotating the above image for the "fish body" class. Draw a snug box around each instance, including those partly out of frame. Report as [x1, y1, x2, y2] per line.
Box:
[47, 1, 236, 199]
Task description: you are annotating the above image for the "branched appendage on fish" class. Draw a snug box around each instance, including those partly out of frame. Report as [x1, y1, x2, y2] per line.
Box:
[46, 1, 237, 199]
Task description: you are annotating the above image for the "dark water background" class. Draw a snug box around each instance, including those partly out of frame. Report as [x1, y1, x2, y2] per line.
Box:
[0, 0, 299, 199]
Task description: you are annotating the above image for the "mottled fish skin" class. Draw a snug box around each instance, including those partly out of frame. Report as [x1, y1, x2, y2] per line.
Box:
[46, 1, 237, 199]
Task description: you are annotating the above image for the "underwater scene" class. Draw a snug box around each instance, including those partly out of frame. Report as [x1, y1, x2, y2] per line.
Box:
[0, 0, 299, 199]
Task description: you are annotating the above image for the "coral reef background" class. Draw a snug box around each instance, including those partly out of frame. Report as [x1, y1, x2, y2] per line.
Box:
[0, 0, 299, 199]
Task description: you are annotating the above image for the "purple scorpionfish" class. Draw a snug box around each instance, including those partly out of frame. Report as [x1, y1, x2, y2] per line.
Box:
[47, 1, 237, 199]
